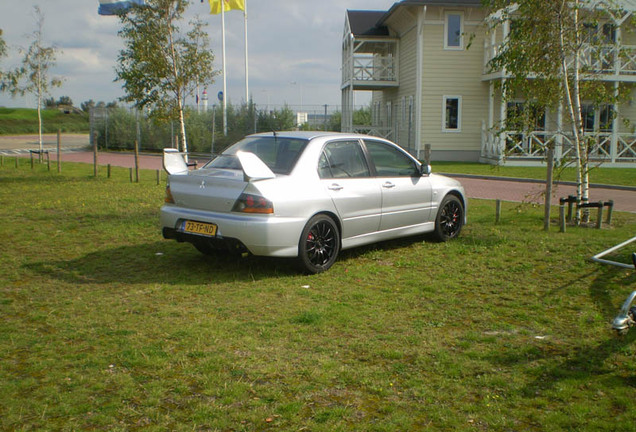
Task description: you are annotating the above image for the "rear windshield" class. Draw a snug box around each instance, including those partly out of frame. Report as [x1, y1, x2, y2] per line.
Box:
[204, 136, 309, 175]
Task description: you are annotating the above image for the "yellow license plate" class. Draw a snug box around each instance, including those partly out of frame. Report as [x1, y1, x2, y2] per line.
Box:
[183, 220, 218, 237]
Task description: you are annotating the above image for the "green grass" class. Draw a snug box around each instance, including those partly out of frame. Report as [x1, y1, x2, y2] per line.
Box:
[435, 161, 636, 188]
[1, 160, 636, 430]
[0, 107, 89, 135]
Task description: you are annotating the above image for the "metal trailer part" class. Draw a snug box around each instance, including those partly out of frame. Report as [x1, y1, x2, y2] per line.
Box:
[591, 236, 636, 269]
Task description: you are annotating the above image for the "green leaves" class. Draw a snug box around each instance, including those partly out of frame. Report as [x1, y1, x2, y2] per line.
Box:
[115, 0, 217, 123]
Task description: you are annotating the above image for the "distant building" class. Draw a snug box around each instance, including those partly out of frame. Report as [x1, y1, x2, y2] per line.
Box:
[341, 0, 636, 165]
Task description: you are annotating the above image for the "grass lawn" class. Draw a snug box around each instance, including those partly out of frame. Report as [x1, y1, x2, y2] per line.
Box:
[1, 160, 636, 430]
[0, 107, 89, 135]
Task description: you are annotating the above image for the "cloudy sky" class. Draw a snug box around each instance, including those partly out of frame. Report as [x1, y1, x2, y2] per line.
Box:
[0, 0, 394, 111]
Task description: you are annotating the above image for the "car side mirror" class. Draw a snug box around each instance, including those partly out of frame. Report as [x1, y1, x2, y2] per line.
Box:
[420, 163, 431, 176]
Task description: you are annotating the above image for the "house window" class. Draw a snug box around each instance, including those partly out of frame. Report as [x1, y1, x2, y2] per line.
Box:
[581, 104, 614, 132]
[443, 96, 461, 132]
[445, 12, 463, 49]
[506, 102, 546, 131]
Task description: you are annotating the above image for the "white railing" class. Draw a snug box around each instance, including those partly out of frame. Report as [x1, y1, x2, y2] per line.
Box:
[481, 127, 636, 163]
[343, 54, 397, 84]
[484, 43, 636, 76]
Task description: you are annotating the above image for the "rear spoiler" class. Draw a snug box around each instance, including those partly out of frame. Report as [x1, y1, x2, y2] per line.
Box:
[162, 148, 276, 181]
[163, 149, 188, 175]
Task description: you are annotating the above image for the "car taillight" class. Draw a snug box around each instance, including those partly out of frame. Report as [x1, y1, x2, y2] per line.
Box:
[165, 185, 175, 204]
[232, 193, 274, 214]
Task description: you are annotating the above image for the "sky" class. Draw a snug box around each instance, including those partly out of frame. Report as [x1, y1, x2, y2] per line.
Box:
[0, 0, 395, 111]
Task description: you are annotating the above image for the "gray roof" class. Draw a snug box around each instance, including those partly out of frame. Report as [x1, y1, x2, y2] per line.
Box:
[377, 1, 483, 27]
[346, 10, 390, 36]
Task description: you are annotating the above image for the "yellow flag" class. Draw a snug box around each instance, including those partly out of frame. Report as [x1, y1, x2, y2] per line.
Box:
[209, 0, 245, 14]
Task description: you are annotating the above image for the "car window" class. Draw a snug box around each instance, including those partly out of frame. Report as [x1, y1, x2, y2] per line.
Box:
[364, 140, 419, 177]
[204, 136, 308, 175]
[318, 140, 371, 179]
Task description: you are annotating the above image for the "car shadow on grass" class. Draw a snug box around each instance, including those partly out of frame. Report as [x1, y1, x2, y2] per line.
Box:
[25, 228, 504, 285]
[25, 240, 302, 285]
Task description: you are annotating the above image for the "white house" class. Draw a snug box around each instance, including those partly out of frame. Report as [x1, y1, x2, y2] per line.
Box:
[341, 0, 636, 166]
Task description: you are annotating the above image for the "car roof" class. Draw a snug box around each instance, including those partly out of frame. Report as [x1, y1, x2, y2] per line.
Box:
[247, 131, 381, 141]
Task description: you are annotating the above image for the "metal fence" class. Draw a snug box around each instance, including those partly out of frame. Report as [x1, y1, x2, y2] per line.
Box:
[88, 103, 365, 154]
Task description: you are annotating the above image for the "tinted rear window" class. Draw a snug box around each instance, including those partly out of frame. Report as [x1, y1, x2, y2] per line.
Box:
[205, 137, 309, 175]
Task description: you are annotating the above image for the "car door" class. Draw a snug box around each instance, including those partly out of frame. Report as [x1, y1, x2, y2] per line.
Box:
[319, 140, 382, 239]
[363, 140, 433, 231]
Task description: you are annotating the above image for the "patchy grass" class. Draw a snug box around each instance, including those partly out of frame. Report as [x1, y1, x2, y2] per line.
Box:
[1, 161, 636, 431]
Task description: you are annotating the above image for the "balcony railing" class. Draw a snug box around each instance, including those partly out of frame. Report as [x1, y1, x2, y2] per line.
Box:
[484, 42, 636, 77]
[343, 53, 398, 88]
[481, 126, 636, 163]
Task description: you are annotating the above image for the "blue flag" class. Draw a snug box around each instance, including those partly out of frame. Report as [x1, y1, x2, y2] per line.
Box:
[98, 0, 145, 16]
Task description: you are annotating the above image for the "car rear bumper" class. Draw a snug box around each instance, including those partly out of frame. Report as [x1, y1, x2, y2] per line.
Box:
[160, 205, 306, 257]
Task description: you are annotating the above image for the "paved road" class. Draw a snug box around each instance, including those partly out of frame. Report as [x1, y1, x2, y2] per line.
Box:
[0, 133, 89, 153]
[5, 145, 636, 213]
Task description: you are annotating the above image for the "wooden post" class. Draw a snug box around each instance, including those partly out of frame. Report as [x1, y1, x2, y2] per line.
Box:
[46, 151, 50, 171]
[93, 132, 98, 177]
[544, 145, 554, 231]
[606, 200, 614, 226]
[496, 199, 502, 224]
[30, 152, 34, 169]
[57, 129, 61, 173]
[15, 157, 18, 168]
[559, 204, 566, 233]
[107, 164, 112, 179]
[129, 168, 133, 183]
[424, 144, 432, 165]
[596, 203, 603, 229]
[156, 169, 160, 185]
[134, 140, 140, 183]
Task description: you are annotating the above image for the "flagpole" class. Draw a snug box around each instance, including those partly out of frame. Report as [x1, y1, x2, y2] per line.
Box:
[221, 2, 228, 136]
[244, 0, 249, 103]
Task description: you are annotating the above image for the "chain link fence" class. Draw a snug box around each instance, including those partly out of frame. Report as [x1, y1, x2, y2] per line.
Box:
[89, 103, 368, 154]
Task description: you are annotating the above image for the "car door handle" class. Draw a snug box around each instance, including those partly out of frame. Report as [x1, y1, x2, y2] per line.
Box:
[328, 183, 343, 191]
[382, 182, 396, 189]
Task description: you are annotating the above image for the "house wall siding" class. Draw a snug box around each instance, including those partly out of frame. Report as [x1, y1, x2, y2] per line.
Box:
[420, 7, 488, 155]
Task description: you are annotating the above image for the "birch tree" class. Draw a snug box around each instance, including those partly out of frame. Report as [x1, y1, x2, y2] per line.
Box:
[116, 0, 217, 155]
[484, 0, 631, 223]
[1, 8, 62, 154]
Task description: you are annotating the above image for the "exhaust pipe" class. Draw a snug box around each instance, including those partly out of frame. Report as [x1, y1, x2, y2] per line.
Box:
[612, 253, 636, 335]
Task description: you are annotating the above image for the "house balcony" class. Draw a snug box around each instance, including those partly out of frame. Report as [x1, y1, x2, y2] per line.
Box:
[342, 36, 399, 91]
[483, 42, 636, 82]
[342, 53, 399, 90]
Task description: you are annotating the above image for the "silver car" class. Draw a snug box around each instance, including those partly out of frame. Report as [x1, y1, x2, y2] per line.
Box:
[161, 131, 466, 273]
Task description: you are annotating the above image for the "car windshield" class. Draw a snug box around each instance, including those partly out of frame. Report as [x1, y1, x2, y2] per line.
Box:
[204, 136, 309, 175]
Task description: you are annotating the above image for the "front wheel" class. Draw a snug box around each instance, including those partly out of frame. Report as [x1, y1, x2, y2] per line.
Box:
[432, 195, 464, 242]
[297, 214, 340, 274]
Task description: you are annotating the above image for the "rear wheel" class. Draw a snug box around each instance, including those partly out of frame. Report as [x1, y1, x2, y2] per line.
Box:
[297, 214, 340, 274]
[432, 195, 464, 241]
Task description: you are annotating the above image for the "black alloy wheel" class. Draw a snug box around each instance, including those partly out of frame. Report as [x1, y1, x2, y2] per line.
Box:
[298, 214, 340, 274]
[433, 195, 464, 241]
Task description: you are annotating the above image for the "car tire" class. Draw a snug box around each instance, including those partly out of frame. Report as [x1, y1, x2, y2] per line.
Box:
[297, 214, 340, 274]
[432, 195, 464, 242]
